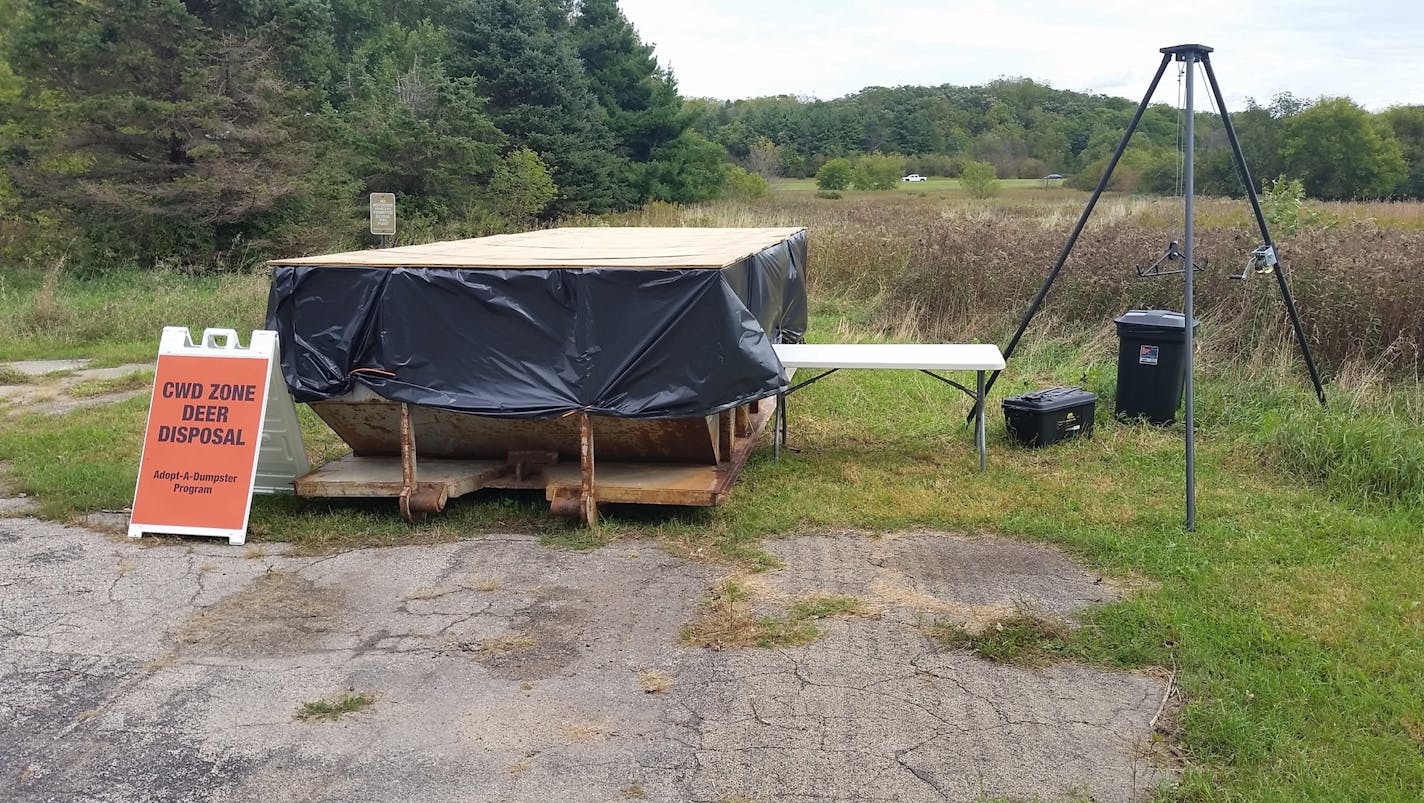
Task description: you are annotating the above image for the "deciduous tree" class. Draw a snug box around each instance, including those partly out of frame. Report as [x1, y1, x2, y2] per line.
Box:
[488, 146, 557, 223]
[1280, 97, 1406, 200]
[1379, 104, 1424, 198]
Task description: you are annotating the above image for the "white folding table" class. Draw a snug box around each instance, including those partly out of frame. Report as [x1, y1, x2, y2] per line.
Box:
[771, 343, 1007, 471]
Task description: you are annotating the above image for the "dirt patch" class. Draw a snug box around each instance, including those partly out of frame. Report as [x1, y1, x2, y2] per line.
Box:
[476, 586, 588, 680]
[741, 530, 1117, 632]
[173, 570, 347, 658]
[0, 360, 151, 416]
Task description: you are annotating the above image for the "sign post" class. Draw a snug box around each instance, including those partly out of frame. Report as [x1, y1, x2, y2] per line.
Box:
[370, 192, 396, 248]
[129, 327, 305, 545]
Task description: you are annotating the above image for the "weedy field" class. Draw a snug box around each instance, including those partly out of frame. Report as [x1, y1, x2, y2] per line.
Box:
[2, 184, 1422, 800]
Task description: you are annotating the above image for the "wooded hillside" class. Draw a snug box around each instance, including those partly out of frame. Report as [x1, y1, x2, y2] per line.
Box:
[692, 82, 1423, 202]
[1, 1, 1420, 273]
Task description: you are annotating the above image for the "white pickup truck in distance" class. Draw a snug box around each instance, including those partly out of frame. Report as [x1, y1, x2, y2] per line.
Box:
[901, 174, 927, 182]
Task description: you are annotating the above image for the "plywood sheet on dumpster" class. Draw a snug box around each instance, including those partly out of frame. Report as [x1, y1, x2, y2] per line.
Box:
[267, 227, 806, 269]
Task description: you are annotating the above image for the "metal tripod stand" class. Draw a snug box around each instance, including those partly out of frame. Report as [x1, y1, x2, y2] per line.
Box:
[974, 44, 1327, 531]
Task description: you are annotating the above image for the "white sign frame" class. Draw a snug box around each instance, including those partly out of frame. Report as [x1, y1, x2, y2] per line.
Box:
[128, 327, 302, 545]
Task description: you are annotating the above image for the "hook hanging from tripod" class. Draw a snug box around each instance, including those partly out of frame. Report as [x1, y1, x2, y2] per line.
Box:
[1136, 240, 1207, 277]
[1230, 243, 1277, 280]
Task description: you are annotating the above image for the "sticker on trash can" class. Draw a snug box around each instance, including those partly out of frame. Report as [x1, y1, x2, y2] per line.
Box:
[1139, 345, 1160, 366]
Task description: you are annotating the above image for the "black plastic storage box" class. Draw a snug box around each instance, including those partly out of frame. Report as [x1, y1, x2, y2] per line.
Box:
[1002, 387, 1097, 447]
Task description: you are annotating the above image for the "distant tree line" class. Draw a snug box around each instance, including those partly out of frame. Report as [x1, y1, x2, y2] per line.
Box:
[0, 0, 765, 271]
[1, 1, 1418, 273]
[692, 79, 1424, 202]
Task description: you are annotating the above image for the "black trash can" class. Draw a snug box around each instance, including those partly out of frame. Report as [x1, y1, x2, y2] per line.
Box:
[1114, 309, 1199, 425]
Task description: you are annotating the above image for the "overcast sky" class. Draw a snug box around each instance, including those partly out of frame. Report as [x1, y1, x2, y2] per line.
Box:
[619, 0, 1424, 111]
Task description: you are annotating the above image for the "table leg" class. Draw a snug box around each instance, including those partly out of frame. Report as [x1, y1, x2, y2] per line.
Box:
[976, 370, 986, 472]
[774, 392, 785, 461]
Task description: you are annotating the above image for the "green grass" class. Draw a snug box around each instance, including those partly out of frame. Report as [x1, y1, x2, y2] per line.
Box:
[928, 613, 1074, 667]
[0, 395, 150, 516]
[2, 242, 1424, 798]
[0, 267, 270, 364]
[771, 176, 1063, 195]
[751, 593, 865, 648]
[68, 370, 154, 398]
[295, 691, 377, 722]
[0, 365, 34, 384]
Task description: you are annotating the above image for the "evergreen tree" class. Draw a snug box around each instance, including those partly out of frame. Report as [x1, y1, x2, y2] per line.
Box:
[449, 0, 625, 214]
[4, 0, 338, 265]
[336, 20, 505, 221]
[571, 0, 685, 163]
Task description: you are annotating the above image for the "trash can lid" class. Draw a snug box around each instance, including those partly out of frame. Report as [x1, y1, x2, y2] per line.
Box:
[1114, 309, 1200, 332]
[1002, 386, 1097, 413]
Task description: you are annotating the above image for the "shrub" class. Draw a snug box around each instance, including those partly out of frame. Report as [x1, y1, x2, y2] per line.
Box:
[1017, 157, 1050, 179]
[1261, 176, 1338, 236]
[850, 153, 906, 191]
[960, 160, 1000, 198]
[815, 158, 853, 191]
[723, 166, 769, 199]
[488, 147, 558, 224]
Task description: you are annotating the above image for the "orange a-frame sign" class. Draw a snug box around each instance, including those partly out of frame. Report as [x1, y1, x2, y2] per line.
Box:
[129, 328, 286, 545]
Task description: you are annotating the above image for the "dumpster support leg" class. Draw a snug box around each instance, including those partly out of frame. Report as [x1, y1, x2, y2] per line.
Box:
[398, 402, 418, 523]
[579, 412, 598, 528]
[398, 402, 446, 523]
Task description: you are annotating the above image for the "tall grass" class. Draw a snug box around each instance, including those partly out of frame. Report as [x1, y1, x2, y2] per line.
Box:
[1260, 382, 1424, 506]
[0, 267, 271, 363]
[616, 192, 1423, 380]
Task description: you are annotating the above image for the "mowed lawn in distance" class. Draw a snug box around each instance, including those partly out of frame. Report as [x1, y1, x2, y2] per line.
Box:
[1, 183, 1422, 799]
[773, 175, 1061, 195]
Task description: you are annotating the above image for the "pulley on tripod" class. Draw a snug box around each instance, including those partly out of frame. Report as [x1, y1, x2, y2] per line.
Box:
[1230, 244, 1277, 280]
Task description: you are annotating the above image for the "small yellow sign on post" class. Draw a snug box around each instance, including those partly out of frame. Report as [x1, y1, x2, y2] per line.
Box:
[369, 192, 396, 236]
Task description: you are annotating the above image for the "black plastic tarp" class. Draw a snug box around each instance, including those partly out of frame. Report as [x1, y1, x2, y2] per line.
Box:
[265, 230, 807, 419]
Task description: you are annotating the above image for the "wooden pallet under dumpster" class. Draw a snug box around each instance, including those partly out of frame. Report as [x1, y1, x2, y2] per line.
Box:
[292, 388, 777, 526]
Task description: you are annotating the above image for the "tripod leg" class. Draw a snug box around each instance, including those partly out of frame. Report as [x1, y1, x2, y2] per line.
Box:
[1201, 55, 1327, 407]
[969, 53, 1176, 422]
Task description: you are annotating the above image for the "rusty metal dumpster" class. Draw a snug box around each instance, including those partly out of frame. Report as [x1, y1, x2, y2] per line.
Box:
[265, 226, 807, 525]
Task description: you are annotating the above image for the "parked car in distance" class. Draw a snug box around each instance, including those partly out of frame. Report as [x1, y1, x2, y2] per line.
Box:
[1044, 173, 1065, 180]
[901, 174, 927, 182]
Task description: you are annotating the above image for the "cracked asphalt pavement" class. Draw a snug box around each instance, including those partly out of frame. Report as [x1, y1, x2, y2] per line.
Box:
[1, 517, 1172, 802]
